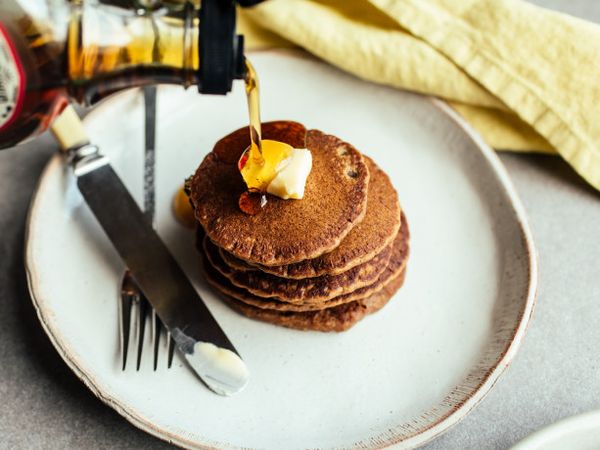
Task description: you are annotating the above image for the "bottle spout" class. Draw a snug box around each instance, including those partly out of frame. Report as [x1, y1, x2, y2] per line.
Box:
[198, 0, 265, 94]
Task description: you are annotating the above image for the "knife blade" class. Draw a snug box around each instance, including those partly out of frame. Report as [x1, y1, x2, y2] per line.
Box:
[51, 105, 249, 396]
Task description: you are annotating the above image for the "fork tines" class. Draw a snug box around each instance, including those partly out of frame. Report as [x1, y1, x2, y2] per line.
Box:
[120, 271, 175, 371]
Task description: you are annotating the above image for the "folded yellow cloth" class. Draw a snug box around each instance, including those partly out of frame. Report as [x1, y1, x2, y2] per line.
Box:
[238, 0, 600, 191]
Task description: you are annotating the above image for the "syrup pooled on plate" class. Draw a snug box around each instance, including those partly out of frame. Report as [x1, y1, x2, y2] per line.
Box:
[241, 59, 292, 191]
[173, 183, 196, 228]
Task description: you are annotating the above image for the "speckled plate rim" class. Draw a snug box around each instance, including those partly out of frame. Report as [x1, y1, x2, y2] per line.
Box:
[409, 99, 539, 447]
[24, 50, 538, 450]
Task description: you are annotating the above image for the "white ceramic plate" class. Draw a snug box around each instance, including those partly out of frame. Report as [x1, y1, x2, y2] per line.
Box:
[511, 410, 600, 450]
[25, 51, 537, 449]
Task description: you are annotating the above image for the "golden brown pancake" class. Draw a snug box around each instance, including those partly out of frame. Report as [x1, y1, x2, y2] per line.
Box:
[217, 268, 406, 332]
[200, 213, 410, 312]
[203, 235, 392, 303]
[189, 121, 370, 266]
[219, 157, 401, 279]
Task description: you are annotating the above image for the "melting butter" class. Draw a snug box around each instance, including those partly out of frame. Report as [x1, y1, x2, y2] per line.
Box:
[240, 139, 292, 191]
[267, 148, 312, 199]
[240, 139, 312, 200]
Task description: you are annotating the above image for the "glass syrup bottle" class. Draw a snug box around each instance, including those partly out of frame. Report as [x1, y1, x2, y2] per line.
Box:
[0, 0, 252, 149]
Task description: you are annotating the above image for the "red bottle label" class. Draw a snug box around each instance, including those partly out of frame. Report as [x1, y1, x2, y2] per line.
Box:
[0, 24, 25, 132]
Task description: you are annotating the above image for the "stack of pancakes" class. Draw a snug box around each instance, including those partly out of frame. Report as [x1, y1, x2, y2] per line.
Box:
[189, 121, 409, 332]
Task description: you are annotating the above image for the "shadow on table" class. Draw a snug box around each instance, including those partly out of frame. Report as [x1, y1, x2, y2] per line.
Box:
[499, 152, 600, 200]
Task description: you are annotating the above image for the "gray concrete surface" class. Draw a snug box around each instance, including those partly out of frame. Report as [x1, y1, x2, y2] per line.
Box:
[1, 1, 599, 448]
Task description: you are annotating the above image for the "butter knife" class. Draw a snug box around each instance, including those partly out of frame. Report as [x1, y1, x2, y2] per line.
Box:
[50, 104, 249, 396]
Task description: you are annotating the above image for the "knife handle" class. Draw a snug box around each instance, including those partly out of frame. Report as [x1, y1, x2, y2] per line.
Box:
[50, 105, 90, 151]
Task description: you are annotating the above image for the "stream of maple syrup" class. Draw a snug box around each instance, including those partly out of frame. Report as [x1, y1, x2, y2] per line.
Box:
[174, 58, 277, 224]
[238, 58, 272, 215]
[244, 59, 263, 167]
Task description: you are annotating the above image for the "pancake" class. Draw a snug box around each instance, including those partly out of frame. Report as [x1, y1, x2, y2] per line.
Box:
[218, 267, 406, 332]
[200, 212, 410, 312]
[203, 235, 392, 303]
[189, 121, 370, 266]
[219, 157, 401, 279]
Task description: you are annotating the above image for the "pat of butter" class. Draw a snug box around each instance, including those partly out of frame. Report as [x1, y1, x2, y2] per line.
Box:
[266, 148, 312, 199]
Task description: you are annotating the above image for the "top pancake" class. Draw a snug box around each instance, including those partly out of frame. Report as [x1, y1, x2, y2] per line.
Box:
[189, 121, 370, 266]
[219, 157, 401, 279]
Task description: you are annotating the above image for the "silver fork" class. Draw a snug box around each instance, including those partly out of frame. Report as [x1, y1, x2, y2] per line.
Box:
[120, 85, 175, 371]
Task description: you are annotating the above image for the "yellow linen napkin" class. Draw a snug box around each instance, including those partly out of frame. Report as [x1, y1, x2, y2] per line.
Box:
[239, 0, 600, 191]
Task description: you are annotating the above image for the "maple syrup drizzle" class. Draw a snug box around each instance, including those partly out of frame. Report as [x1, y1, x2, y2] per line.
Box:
[244, 59, 263, 165]
[239, 58, 268, 215]
[239, 191, 267, 215]
[175, 59, 268, 221]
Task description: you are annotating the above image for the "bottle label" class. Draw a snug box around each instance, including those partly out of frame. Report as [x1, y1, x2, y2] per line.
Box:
[0, 24, 25, 132]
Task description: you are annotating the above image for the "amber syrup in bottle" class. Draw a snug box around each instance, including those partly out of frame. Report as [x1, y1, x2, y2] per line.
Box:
[0, 0, 199, 148]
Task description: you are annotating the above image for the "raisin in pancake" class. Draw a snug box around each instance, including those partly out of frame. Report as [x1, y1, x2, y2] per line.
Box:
[201, 214, 409, 312]
[189, 121, 369, 266]
[218, 157, 401, 279]
[203, 235, 392, 303]
[219, 268, 406, 332]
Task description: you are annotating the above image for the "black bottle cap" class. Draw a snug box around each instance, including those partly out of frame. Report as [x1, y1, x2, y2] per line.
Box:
[198, 0, 266, 94]
[237, 0, 265, 6]
[198, 0, 244, 94]
[233, 34, 246, 80]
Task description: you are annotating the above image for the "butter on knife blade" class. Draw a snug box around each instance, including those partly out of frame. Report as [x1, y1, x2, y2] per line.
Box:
[173, 329, 249, 396]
